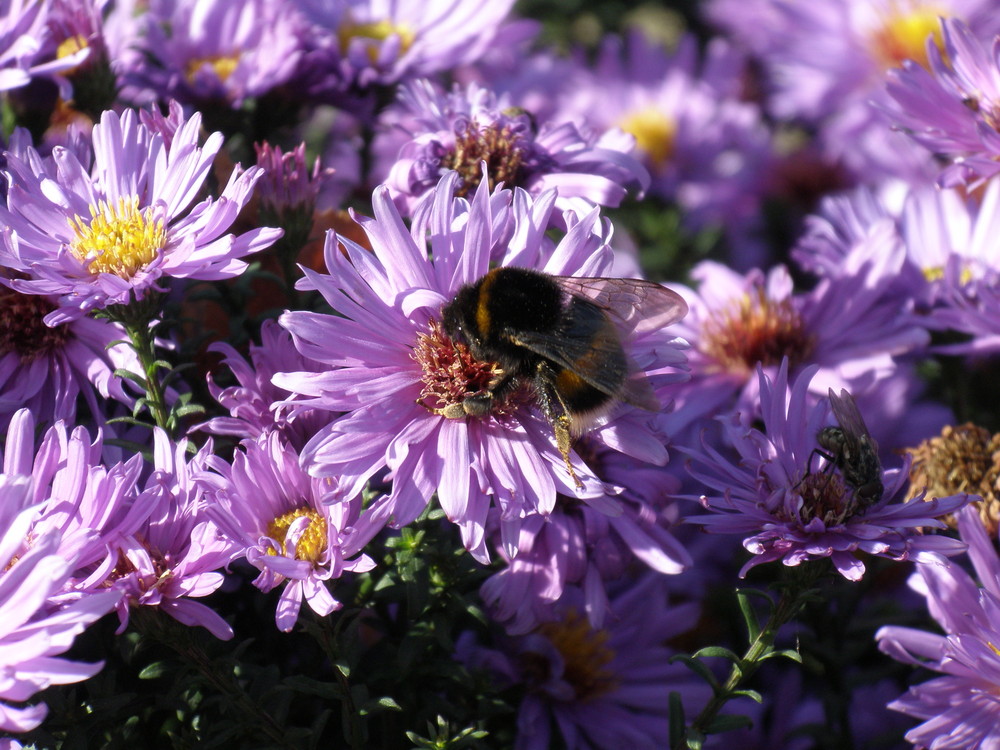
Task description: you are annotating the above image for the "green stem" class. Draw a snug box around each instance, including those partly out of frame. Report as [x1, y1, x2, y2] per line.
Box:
[106, 294, 172, 434]
[132, 608, 296, 749]
[312, 614, 366, 750]
[675, 564, 824, 749]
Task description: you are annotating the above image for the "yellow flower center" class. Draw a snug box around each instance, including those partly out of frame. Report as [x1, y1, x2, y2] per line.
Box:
[922, 264, 973, 285]
[68, 197, 166, 278]
[619, 108, 676, 171]
[339, 19, 415, 62]
[186, 53, 241, 83]
[56, 34, 89, 61]
[536, 610, 619, 701]
[871, 5, 946, 70]
[266, 507, 328, 563]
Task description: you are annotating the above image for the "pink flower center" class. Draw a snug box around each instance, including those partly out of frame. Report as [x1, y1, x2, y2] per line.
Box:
[412, 319, 525, 420]
[700, 288, 814, 375]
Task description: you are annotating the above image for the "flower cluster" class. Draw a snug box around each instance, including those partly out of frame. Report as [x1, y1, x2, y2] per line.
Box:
[3, 0, 1000, 748]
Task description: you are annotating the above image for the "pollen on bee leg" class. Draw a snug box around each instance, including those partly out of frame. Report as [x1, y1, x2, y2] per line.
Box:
[554, 415, 583, 489]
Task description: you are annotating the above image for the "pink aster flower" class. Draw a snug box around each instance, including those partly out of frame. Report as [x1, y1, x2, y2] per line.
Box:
[377, 78, 648, 221]
[708, 0, 1000, 180]
[662, 259, 930, 445]
[0, 0, 91, 96]
[480, 442, 690, 634]
[1, 408, 154, 582]
[274, 173, 689, 562]
[877, 505, 1000, 749]
[686, 361, 968, 580]
[133, 0, 308, 108]
[296, 0, 517, 91]
[0, 107, 282, 324]
[0, 480, 120, 734]
[200, 434, 377, 632]
[105, 431, 236, 640]
[201, 319, 331, 450]
[557, 31, 773, 243]
[885, 18, 1000, 186]
[458, 576, 708, 750]
[0, 286, 140, 431]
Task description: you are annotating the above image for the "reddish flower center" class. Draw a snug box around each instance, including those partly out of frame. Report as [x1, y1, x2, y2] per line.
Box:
[412, 319, 525, 420]
[700, 288, 814, 375]
[442, 120, 528, 197]
[794, 470, 854, 525]
[0, 287, 70, 362]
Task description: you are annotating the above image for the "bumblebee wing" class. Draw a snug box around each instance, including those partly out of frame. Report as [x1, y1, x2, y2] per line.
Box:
[552, 277, 688, 336]
[828, 388, 878, 452]
[507, 299, 660, 411]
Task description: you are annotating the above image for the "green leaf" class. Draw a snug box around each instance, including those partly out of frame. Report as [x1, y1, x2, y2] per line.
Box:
[691, 646, 742, 664]
[736, 589, 763, 642]
[668, 691, 686, 747]
[669, 654, 721, 690]
[705, 714, 753, 734]
[730, 688, 763, 703]
[761, 648, 802, 664]
[113, 368, 148, 387]
[137, 661, 170, 679]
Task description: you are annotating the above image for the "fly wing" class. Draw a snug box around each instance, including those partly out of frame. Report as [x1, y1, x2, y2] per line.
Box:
[552, 277, 688, 336]
[828, 388, 878, 453]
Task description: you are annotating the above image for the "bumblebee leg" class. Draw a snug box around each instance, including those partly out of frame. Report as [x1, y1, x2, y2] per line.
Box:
[462, 371, 517, 417]
[533, 363, 583, 489]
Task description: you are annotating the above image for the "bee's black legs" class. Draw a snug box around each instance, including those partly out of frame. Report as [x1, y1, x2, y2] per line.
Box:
[533, 362, 583, 489]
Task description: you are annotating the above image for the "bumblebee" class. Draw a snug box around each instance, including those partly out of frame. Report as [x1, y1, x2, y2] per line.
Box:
[440, 266, 688, 486]
[816, 388, 884, 508]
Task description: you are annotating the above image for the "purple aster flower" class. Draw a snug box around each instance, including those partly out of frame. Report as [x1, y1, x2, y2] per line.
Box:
[885, 18, 1000, 186]
[458, 576, 708, 750]
[877, 505, 1000, 749]
[200, 434, 377, 632]
[480, 442, 690, 634]
[132, 0, 308, 108]
[685, 361, 968, 580]
[662, 259, 930, 444]
[556, 31, 773, 244]
[0, 0, 91, 97]
[0, 285, 141, 431]
[0, 479, 120, 734]
[377, 78, 648, 221]
[295, 0, 517, 92]
[106, 430, 236, 640]
[201, 319, 331, 450]
[274, 173, 689, 562]
[926, 272, 1000, 356]
[708, 0, 1000, 180]
[1, 408, 154, 582]
[0, 106, 282, 324]
[793, 177, 1000, 307]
